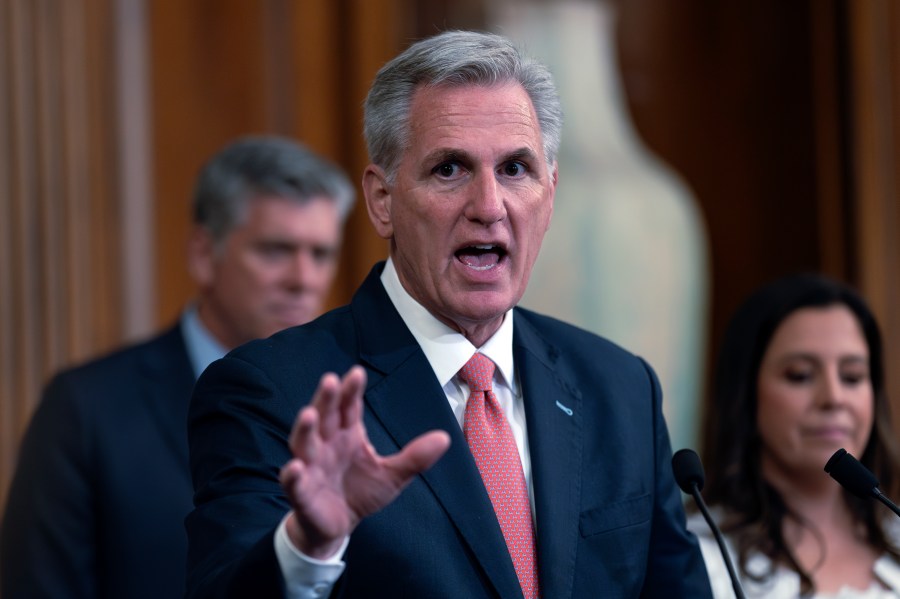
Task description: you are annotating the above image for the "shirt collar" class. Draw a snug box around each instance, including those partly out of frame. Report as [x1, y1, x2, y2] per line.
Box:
[380, 257, 516, 392]
[181, 304, 229, 379]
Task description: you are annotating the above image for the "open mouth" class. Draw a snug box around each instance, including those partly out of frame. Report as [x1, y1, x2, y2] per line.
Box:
[455, 244, 506, 270]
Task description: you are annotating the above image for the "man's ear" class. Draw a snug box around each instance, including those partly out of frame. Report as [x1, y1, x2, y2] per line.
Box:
[187, 226, 216, 288]
[363, 165, 394, 240]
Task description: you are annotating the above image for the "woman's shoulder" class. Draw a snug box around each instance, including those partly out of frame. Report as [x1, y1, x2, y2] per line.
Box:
[874, 552, 900, 593]
[685, 507, 801, 598]
[685, 507, 727, 541]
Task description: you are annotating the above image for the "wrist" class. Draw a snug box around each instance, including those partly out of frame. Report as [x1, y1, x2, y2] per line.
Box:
[285, 513, 345, 560]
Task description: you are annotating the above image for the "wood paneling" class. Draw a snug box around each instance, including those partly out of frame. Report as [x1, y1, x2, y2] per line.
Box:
[149, 0, 275, 326]
[846, 0, 900, 433]
[327, 0, 405, 298]
[1, 0, 124, 511]
[810, 0, 852, 281]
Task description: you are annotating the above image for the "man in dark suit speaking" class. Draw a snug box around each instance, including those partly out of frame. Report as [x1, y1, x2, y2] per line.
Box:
[0, 136, 355, 598]
[186, 31, 712, 598]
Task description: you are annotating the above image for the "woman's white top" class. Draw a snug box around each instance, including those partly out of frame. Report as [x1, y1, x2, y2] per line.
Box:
[686, 511, 900, 598]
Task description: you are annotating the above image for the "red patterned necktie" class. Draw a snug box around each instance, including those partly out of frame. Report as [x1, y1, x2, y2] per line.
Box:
[459, 353, 539, 599]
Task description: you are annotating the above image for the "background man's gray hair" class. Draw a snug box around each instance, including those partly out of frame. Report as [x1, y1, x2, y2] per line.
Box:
[193, 135, 356, 244]
[363, 30, 563, 184]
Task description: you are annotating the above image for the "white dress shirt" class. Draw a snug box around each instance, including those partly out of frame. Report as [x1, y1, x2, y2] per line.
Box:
[275, 258, 533, 598]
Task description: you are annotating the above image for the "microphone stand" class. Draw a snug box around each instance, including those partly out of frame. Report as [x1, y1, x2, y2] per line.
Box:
[687, 481, 747, 599]
[873, 488, 900, 519]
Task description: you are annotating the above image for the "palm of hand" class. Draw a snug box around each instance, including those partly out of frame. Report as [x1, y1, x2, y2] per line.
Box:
[280, 366, 450, 557]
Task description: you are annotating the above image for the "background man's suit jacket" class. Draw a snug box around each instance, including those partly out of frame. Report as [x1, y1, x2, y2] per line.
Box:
[1, 324, 196, 599]
[186, 263, 712, 598]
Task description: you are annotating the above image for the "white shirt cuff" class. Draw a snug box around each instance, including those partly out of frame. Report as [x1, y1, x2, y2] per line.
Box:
[274, 513, 348, 599]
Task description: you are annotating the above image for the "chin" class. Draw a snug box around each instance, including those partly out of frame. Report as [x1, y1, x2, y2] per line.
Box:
[461, 302, 515, 323]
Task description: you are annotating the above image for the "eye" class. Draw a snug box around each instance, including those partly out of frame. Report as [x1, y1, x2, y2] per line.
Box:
[310, 245, 337, 265]
[840, 370, 869, 385]
[501, 161, 527, 177]
[254, 241, 296, 263]
[257, 243, 290, 259]
[784, 368, 813, 384]
[433, 162, 461, 178]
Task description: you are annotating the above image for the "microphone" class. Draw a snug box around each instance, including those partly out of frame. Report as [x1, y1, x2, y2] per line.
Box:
[824, 448, 900, 518]
[672, 448, 747, 599]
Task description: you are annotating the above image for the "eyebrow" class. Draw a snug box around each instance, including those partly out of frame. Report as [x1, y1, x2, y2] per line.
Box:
[776, 352, 869, 365]
[422, 148, 470, 167]
[839, 355, 869, 366]
[421, 146, 539, 167]
[504, 147, 539, 163]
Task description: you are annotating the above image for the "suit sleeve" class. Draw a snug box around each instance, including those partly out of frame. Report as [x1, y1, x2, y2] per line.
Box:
[186, 355, 296, 599]
[0, 376, 97, 599]
[638, 358, 714, 598]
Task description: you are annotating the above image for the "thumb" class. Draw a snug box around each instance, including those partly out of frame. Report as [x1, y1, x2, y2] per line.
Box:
[387, 430, 451, 481]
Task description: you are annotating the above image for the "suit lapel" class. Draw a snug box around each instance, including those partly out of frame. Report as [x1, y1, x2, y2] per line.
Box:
[514, 311, 583, 599]
[138, 324, 196, 478]
[351, 266, 524, 598]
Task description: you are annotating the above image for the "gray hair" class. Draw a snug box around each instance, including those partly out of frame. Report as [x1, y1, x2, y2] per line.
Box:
[192, 135, 355, 244]
[363, 30, 563, 183]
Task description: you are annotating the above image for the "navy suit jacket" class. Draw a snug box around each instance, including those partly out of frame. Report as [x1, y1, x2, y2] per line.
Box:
[1, 324, 196, 598]
[186, 263, 711, 598]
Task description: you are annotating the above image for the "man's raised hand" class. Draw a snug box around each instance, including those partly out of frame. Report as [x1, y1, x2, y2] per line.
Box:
[279, 366, 451, 558]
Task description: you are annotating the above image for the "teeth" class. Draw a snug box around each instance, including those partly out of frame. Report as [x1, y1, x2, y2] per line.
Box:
[473, 244, 494, 249]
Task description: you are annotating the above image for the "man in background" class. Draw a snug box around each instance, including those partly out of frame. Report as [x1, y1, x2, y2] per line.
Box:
[0, 135, 355, 598]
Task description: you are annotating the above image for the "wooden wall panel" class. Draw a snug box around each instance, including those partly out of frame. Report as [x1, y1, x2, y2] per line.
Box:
[149, 0, 275, 326]
[1, 0, 124, 512]
[286, 0, 344, 156]
[810, 0, 852, 281]
[327, 0, 407, 298]
[846, 0, 900, 433]
[0, 0, 13, 517]
[115, 0, 155, 340]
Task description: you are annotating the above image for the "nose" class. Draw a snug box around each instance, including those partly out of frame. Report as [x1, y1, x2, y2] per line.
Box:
[284, 250, 317, 290]
[465, 171, 506, 225]
[816, 368, 845, 409]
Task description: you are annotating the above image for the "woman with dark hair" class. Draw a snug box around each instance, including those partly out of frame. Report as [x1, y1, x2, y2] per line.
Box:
[690, 273, 900, 597]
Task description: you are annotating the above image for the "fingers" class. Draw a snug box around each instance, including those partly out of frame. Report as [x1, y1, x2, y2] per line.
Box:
[279, 459, 304, 502]
[313, 367, 367, 440]
[288, 406, 320, 460]
[315, 372, 342, 440]
[289, 366, 368, 457]
[339, 366, 366, 429]
[290, 364, 448, 485]
[388, 430, 451, 480]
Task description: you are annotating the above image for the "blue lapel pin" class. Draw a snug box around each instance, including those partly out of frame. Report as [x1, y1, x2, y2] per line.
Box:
[555, 400, 573, 416]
